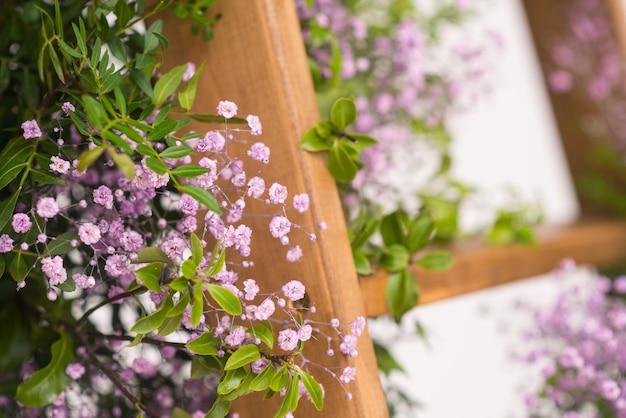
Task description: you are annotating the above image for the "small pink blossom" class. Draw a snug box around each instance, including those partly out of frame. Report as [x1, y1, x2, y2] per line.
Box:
[61, 102, 75, 115]
[183, 62, 196, 82]
[12, 213, 32, 234]
[73, 273, 96, 289]
[293, 194, 310, 213]
[340, 335, 358, 357]
[93, 185, 114, 209]
[22, 120, 42, 139]
[268, 183, 288, 204]
[36, 197, 60, 219]
[298, 324, 312, 341]
[247, 176, 265, 198]
[132, 357, 157, 379]
[217, 100, 238, 119]
[49, 156, 70, 175]
[247, 142, 270, 163]
[243, 279, 259, 300]
[351, 316, 366, 337]
[66, 363, 85, 380]
[286, 245, 303, 262]
[278, 329, 299, 351]
[254, 298, 276, 321]
[41, 256, 67, 285]
[225, 327, 246, 347]
[246, 115, 262, 135]
[339, 366, 357, 383]
[282, 280, 306, 301]
[78, 222, 101, 245]
[269, 216, 291, 238]
[0, 234, 13, 253]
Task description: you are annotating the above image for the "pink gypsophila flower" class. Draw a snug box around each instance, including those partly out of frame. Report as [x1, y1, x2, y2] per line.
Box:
[0, 234, 14, 253]
[278, 329, 299, 351]
[78, 222, 101, 245]
[217, 100, 238, 119]
[247, 142, 270, 163]
[61, 102, 75, 115]
[132, 357, 157, 379]
[12, 213, 32, 234]
[269, 216, 291, 238]
[268, 183, 288, 204]
[73, 273, 95, 289]
[41, 256, 67, 285]
[246, 115, 262, 135]
[293, 194, 310, 213]
[22, 120, 42, 139]
[340, 335, 358, 357]
[243, 279, 259, 300]
[254, 298, 276, 321]
[49, 156, 70, 175]
[339, 366, 357, 383]
[198, 131, 226, 153]
[286, 246, 303, 262]
[298, 324, 313, 341]
[183, 62, 196, 82]
[282, 280, 306, 301]
[93, 185, 113, 209]
[351, 316, 366, 337]
[225, 327, 246, 347]
[36, 197, 60, 219]
[66, 363, 85, 380]
[247, 176, 265, 199]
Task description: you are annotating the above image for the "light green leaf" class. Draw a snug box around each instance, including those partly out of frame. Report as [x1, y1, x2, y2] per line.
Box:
[249, 363, 276, 391]
[77, 145, 106, 172]
[297, 368, 324, 411]
[134, 247, 175, 266]
[145, 157, 169, 175]
[134, 262, 163, 292]
[181, 258, 197, 280]
[269, 364, 288, 391]
[379, 244, 410, 272]
[153, 64, 187, 107]
[130, 295, 173, 334]
[205, 284, 242, 316]
[217, 368, 247, 395]
[416, 251, 453, 271]
[407, 212, 435, 253]
[190, 233, 203, 265]
[386, 269, 419, 323]
[205, 396, 231, 418]
[251, 323, 274, 349]
[299, 127, 329, 152]
[15, 334, 74, 407]
[327, 141, 357, 183]
[167, 291, 190, 317]
[353, 250, 372, 275]
[108, 148, 135, 179]
[172, 407, 192, 418]
[82, 95, 107, 128]
[179, 62, 206, 111]
[160, 145, 193, 159]
[179, 185, 221, 214]
[147, 119, 177, 142]
[330, 97, 356, 130]
[224, 344, 260, 371]
[186, 333, 219, 356]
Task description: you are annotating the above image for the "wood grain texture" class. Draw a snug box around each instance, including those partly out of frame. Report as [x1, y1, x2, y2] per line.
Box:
[157, 1, 388, 417]
[361, 220, 626, 316]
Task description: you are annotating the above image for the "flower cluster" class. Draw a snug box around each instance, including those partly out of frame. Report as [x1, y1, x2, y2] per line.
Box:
[522, 262, 626, 417]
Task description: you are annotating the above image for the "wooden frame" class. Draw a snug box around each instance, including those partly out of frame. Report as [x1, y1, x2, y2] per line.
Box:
[157, 0, 626, 416]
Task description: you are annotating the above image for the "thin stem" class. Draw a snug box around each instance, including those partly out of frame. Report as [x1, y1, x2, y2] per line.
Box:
[86, 331, 187, 350]
[76, 285, 147, 328]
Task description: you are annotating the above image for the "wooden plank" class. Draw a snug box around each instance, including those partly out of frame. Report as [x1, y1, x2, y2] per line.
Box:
[360, 220, 626, 316]
[157, 2, 388, 417]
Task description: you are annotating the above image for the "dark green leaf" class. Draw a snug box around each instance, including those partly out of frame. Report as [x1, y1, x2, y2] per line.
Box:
[57, 39, 82, 59]
[386, 269, 419, 323]
[191, 355, 223, 379]
[9, 252, 36, 282]
[134, 246, 175, 266]
[0, 138, 36, 189]
[379, 244, 410, 272]
[0, 299, 32, 371]
[189, 114, 247, 124]
[30, 169, 67, 187]
[130, 295, 173, 334]
[407, 212, 435, 253]
[15, 334, 74, 407]
[205, 284, 242, 316]
[130, 69, 153, 98]
[0, 191, 20, 232]
[167, 291, 190, 317]
[217, 368, 247, 394]
[205, 396, 231, 418]
[145, 157, 169, 175]
[45, 232, 80, 256]
[186, 332, 219, 355]
[160, 145, 193, 159]
[374, 342, 405, 377]
[380, 211, 406, 247]
[147, 119, 177, 142]
[171, 165, 211, 178]
[353, 250, 372, 275]
[190, 233, 203, 265]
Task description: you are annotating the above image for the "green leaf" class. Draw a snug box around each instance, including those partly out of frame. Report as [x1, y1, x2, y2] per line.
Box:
[134, 262, 163, 292]
[147, 119, 177, 142]
[0, 255, 5, 278]
[407, 212, 435, 253]
[224, 344, 260, 370]
[191, 355, 223, 379]
[379, 244, 410, 272]
[160, 145, 193, 159]
[9, 252, 36, 282]
[251, 323, 274, 349]
[380, 211, 406, 247]
[48, 46, 65, 83]
[205, 284, 242, 316]
[416, 251, 453, 271]
[144, 19, 163, 53]
[57, 38, 82, 59]
[179, 62, 206, 111]
[153, 64, 187, 107]
[30, 169, 66, 187]
[108, 148, 135, 179]
[156, 314, 182, 337]
[249, 362, 276, 391]
[179, 185, 221, 214]
[348, 133, 377, 151]
[186, 333, 219, 355]
[0, 190, 20, 232]
[172, 407, 192, 418]
[82, 95, 107, 128]
[134, 247, 175, 266]
[330, 97, 356, 130]
[353, 250, 372, 275]
[207, 249, 226, 276]
[374, 342, 405, 377]
[45, 232, 80, 256]
[169, 277, 189, 292]
[299, 127, 330, 152]
[205, 396, 231, 418]
[171, 165, 210, 178]
[72, 22, 87, 55]
[181, 259, 197, 280]
[328, 141, 357, 183]
[217, 367, 247, 394]
[145, 157, 169, 175]
[190, 233, 203, 265]
[130, 69, 153, 98]
[130, 295, 173, 334]
[386, 269, 419, 323]
[168, 291, 190, 317]
[191, 284, 204, 326]
[269, 364, 288, 391]
[275, 373, 299, 418]
[15, 334, 74, 407]
[77, 145, 106, 172]
[0, 138, 36, 189]
[189, 114, 248, 124]
[297, 368, 324, 411]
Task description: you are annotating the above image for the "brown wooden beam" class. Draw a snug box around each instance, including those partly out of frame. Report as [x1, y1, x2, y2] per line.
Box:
[360, 219, 626, 316]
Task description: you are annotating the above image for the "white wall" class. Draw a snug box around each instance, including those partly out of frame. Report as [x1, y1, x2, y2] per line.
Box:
[370, 1, 583, 416]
